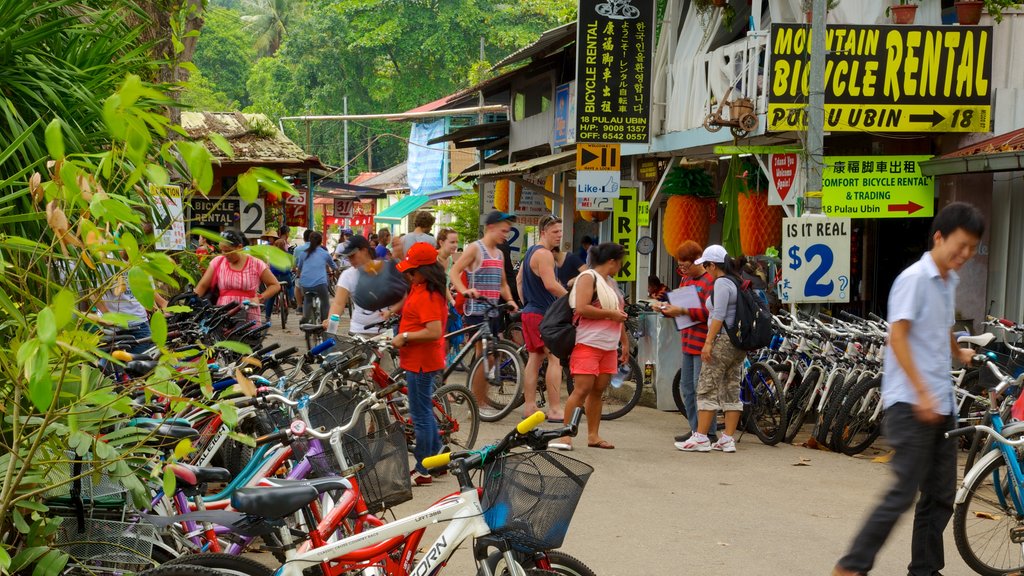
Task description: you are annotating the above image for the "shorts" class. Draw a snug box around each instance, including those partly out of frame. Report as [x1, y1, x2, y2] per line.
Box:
[696, 333, 746, 412]
[570, 344, 618, 376]
[521, 312, 546, 354]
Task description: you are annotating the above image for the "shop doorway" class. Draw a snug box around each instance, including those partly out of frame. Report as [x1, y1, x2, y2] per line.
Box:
[868, 217, 933, 317]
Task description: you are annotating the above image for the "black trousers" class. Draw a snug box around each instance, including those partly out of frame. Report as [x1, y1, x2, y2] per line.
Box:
[838, 403, 957, 575]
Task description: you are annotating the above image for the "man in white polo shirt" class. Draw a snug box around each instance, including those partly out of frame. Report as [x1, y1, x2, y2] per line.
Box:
[833, 202, 985, 576]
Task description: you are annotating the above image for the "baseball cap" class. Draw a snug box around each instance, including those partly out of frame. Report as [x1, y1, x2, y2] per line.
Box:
[694, 244, 728, 265]
[396, 242, 439, 272]
[341, 234, 371, 256]
[485, 210, 516, 225]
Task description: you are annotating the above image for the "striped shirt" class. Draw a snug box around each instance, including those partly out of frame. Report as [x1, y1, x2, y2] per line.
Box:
[210, 254, 268, 322]
[465, 240, 503, 317]
[680, 271, 714, 355]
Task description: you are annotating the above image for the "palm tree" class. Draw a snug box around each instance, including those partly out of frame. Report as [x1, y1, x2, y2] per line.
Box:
[241, 0, 302, 56]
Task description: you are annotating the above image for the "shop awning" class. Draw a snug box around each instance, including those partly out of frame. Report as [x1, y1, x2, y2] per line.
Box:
[375, 194, 432, 223]
[921, 127, 1024, 176]
[461, 150, 576, 179]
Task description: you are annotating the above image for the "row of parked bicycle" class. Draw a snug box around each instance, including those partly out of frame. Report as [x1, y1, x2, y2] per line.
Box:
[53, 296, 597, 576]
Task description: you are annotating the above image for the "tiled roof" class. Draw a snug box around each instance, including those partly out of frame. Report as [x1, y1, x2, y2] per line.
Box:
[940, 127, 1024, 159]
[180, 111, 322, 168]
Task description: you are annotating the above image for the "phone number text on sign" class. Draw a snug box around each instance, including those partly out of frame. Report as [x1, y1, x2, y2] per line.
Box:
[781, 217, 852, 304]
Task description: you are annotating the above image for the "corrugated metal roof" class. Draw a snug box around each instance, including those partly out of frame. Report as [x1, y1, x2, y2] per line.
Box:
[461, 150, 576, 178]
[403, 69, 518, 114]
[360, 162, 408, 190]
[180, 111, 322, 169]
[939, 127, 1024, 159]
[491, 21, 576, 71]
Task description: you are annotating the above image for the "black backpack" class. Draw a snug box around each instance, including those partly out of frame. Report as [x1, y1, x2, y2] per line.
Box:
[539, 293, 577, 363]
[712, 275, 774, 351]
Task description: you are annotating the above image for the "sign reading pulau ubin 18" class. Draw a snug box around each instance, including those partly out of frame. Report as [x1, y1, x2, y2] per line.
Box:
[576, 0, 656, 143]
[768, 24, 993, 132]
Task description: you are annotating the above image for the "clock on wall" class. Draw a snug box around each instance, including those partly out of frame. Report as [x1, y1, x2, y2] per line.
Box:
[637, 236, 655, 255]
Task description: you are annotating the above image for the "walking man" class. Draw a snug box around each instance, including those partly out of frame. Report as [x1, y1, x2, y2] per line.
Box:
[833, 202, 984, 576]
[516, 215, 567, 420]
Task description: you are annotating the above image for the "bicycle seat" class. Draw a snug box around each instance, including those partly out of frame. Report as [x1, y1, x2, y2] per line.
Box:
[300, 323, 325, 334]
[958, 333, 995, 348]
[231, 477, 350, 519]
[169, 463, 232, 487]
[125, 360, 159, 377]
[132, 420, 201, 442]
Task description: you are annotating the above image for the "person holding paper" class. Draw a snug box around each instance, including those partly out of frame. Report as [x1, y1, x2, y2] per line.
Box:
[658, 241, 715, 444]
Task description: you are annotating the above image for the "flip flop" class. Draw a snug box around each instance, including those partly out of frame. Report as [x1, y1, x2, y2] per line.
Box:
[548, 442, 573, 451]
[588, 440, 615, 450]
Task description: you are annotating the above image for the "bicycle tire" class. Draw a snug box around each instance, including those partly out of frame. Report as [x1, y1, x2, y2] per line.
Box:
[784, 365, 822, 443]
[813, 369, 850, 447]
[164, 553, 274, 576]
[137, 566, 228, 576]
[469, 342, 524, 422]
[672, 369, 685, 415]
[741, 361, 787, 446]
[565, 356, 643, 421]
[433, 383, 479, 451]
[279, 297, 288, 330]
[953, 453, 1024, 575]
[486, 550, 596, 576]
[824, 370, 867, 451]
[831, 375, 884, 456]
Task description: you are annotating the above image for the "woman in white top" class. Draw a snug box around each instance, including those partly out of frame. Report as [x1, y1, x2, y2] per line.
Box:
[323, 234, 394, 336]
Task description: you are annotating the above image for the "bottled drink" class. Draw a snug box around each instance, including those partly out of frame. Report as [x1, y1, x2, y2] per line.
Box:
[326, 313, 341, 335]
[610, 362, 631, 389]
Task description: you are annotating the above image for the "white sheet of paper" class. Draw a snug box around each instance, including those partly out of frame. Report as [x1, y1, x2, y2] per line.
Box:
[666, 285, 702, 331]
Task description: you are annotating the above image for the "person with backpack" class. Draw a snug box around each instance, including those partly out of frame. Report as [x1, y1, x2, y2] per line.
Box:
[550, 243, 628, 451]
[675, 244, 746, 453]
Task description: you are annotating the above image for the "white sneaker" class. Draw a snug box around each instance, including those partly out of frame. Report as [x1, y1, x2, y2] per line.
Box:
[711, 436, 736, 453]
[675, 436, 711, 452]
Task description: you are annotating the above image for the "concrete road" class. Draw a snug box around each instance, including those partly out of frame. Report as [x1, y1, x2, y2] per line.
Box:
[261, 318, 980, 576]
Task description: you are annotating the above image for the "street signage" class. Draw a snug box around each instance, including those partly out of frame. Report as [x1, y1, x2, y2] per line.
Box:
[553, 82, 577, 147]
[768, 24, 993, 132]
[189, 197, 239, 228]
[286, 188, 308, 227]
[151, 184, 186, 251]
[781, 217, 851, 304]
[577, 143, 621, 172]
[637, 199, 650, 227]
[240, 199, 265, 238]
[822, 155, 934, 218]
[612, 187, 639, 282]
[576, 0, 655, 143]
[334, 199, 354, 218]
[768, 153, 801, 206]
[577, 193, 614, 211]
[576, 169, 620, 196]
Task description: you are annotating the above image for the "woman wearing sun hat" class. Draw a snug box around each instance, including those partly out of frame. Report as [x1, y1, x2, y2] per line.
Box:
[392, 242, 449, 486]
[195, 230, 281, 322]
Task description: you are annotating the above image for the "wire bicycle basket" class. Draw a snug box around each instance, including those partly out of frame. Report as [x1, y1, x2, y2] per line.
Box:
[481, 451, 594, 551]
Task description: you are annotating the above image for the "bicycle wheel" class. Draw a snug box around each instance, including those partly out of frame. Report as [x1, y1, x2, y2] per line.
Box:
[831, 375, 884, 456]
[469, 342, 524, 422]
[741, 361, 787, 446]
[565, 356, 643, 421]
[672, 369, 685, 415]
[953, 453, 1024, 576]
[486, 550, 596, 576]
[783, 365, 822, 443]
[164, 553, 274, 576]
[279, 295, 288, 330]
[813, 369, 850, 446]
[137, 566, 229, 576]
[433, 383, 479, 450]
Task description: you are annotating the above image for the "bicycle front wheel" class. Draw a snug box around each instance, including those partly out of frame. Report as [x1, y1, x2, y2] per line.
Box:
[784, 365, 822, 443]
[469, 342, 524, 422]
[832, 375, 884, 456]
[164, 553, 275, 576]
[434, 383, 479, 450]
[953, 453, 1024, 576]
[741, 361, 787, 446]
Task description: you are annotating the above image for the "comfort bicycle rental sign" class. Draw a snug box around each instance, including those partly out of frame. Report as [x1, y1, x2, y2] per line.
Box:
[781, 217, 851, 304]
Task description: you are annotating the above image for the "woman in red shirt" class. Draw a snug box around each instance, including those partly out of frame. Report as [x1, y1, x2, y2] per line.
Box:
[392, 242, 449, 485]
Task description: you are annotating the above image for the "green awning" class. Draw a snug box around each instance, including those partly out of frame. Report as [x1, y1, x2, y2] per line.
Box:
[375, 194, 432, 223]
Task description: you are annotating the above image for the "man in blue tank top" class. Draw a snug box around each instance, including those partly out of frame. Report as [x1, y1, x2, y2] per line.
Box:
[516, 215, 568, 420]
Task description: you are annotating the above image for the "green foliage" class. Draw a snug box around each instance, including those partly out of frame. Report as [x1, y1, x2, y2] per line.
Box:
[985, 0, 1022, 23]
[435, 192, 481, 244]
[191, 8, 256, 107]
[661, 165, 715, 198]
[180, 68, 241, 110]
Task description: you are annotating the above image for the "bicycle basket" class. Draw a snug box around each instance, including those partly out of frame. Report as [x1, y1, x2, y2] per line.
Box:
[44, 451, 129, 507]
[54, 517, 158, 573]
[480, 451, 593, 551]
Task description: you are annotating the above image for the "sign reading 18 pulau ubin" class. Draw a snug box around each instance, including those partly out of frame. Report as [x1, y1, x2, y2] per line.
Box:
[768, 24, 992, 132]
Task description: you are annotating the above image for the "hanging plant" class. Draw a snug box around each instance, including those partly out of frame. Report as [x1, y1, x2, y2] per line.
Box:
[660, 164, 717, 254]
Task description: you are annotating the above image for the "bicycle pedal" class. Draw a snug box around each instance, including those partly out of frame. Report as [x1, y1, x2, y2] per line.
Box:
[1011, 526, 1024, 544]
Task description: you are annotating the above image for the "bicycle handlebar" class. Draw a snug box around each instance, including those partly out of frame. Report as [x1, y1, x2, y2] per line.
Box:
[945, 424, 1024, 446]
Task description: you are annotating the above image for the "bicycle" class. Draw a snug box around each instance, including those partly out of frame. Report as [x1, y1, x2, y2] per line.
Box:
[449, 299, 525, 422]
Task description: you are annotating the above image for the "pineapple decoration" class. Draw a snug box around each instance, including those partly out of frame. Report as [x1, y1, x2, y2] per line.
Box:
[660, 164, 717, 254]
[494, 179, 510, 211]
[736, 158, 783, 256]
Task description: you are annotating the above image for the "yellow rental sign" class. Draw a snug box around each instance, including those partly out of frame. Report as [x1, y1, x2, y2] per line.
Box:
[768, 24, 992, 132]
[821, 155, 935, 219]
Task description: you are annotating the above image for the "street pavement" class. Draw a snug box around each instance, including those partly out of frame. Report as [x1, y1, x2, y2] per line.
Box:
[262, 316, 980, 576]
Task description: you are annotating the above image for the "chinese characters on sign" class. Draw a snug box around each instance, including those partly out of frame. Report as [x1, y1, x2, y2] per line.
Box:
[768, 24, 992, 132]
[576, 0, 655, 143]
[822, 155, 935, 218]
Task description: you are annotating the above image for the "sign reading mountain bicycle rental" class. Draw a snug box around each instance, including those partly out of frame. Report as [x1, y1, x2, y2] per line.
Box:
[768, 24, 992, 132]
[822, 155, 935, 218]
[781, 217, 851, 304]
[576, 0, 655, 143]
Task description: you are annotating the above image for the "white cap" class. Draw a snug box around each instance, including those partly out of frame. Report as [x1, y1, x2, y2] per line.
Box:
[694, 244, 728, 265]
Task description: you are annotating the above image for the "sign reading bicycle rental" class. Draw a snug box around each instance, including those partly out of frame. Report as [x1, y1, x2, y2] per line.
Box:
[768, 24, 992, 132]
[822, 155, 934, 218]
[576, 0, 655, 143]
[781, 217, 851, 304]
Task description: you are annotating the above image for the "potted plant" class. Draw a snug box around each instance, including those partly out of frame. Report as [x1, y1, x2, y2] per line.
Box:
[886, 0, 919, 24]
[983, 0, 1022, 23]
[955, 0, 985, 23]
[660, 164, 717, 253]
[800, 0, 841, 22]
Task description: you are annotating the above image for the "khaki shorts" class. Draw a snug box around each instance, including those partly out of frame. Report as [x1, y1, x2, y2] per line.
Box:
[696, 333, 746, 412]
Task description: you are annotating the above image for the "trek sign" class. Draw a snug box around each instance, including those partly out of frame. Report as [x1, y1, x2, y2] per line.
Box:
[768, 24, 992, 132]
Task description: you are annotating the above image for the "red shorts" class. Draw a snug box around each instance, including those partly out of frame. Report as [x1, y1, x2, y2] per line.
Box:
[521, 312, 546, 354]
[570, 344, 618, 376]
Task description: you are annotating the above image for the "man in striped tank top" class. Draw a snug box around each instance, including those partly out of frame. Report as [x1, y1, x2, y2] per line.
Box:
[450, 211, 520, 412]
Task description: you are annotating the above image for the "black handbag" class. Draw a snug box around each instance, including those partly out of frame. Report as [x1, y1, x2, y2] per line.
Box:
[352, 260, 410, 311]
